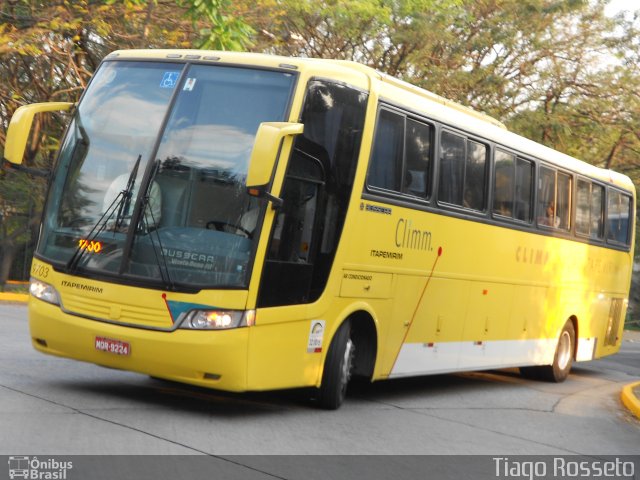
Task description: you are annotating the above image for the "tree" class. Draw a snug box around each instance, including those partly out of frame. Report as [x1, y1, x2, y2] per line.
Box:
[0, 0, 254, 286]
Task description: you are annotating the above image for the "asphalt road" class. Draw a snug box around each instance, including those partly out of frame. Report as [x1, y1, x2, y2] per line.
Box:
[1, 302, 639, 457]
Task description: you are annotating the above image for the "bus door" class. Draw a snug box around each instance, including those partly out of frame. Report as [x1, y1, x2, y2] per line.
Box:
[256, 80, 368, 308]
[247, 79, 368, 390]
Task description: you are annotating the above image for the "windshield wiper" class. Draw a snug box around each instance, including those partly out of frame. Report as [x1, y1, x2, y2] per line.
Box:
[138, 161, 175, 290]
[115, 154, 142, 231]
[65, 154, 142, 273]
[65, 190, 124, 273]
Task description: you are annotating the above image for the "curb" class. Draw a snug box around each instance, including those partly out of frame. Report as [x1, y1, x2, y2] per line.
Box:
[621, 381, 640, 420]
[0, 292, 29, 303]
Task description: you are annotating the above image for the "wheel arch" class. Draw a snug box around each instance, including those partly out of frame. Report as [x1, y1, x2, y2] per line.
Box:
[325, 302, 379, 380]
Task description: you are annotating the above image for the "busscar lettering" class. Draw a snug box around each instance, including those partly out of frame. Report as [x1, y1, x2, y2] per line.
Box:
[163, 248, 217, 270]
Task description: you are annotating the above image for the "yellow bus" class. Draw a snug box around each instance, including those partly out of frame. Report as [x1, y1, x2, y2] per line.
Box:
[4, 50, 636, 409]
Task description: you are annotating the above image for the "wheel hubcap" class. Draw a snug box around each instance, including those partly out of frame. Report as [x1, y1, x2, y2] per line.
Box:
[557, 330, 572, 371]
[340, 338, 355, 392]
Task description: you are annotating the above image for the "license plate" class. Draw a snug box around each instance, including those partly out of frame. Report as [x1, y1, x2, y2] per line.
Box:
[95, 336, 130, 356]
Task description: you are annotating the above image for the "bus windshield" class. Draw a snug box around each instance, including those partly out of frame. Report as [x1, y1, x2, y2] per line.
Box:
[38, 60, 296, 289]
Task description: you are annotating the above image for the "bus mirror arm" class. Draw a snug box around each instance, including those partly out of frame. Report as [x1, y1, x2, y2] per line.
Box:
[247, 186, 283, 209]
[4, 102, 74, 166]
[246, 122, 304, 204]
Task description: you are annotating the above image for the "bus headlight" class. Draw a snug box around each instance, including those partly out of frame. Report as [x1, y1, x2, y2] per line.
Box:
[29, 278, 60, 306]
[179, 309, 255, 330]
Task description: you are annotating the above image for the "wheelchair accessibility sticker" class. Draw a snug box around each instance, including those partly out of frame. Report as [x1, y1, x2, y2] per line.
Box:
[160, 71, 181, 89]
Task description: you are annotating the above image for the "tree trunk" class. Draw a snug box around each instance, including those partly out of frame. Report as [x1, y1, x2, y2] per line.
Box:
[0, 243, 19, 289]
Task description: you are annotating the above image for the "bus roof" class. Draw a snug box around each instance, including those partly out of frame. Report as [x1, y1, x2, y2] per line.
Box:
[107, 49, 636, 194]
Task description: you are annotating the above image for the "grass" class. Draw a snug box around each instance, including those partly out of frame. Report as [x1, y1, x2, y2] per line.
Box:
[0, 282, 29, 294]
[625, 317, 640, 332]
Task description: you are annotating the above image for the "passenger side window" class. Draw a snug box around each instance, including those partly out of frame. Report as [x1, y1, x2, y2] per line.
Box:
[465, 141, 488, 211]
[576, 180, 604, 239]
[590, 184, 605, 239]
[493, 150, 515, 217]
[537, 166, 571, 230]
[367, 107, 432, 199]
[368, 109, 403, 192]
[515, 158, 533, 221]
[402, 119, 431, 197]
[438, 131, 465, 205]
[438, 131, 488, 211]
[493, 150, 532, 221]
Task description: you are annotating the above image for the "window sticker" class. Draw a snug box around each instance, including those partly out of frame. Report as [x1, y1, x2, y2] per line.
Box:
[183, 78, 197, 91]
[307, 320, 325, 353]
[160, 71, 181, 89]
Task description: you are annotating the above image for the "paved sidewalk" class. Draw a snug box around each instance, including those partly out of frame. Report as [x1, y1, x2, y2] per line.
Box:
[0, 280, 28, 302]
[0, 291, 28, 302]
[621, 329, 640, 420]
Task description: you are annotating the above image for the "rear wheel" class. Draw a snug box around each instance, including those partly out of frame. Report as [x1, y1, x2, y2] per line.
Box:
[520, 320, 575, 382]
[317, 320, 355, 410]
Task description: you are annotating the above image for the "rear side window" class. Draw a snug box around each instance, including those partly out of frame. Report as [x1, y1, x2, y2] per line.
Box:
[576, 179, 604, 239]
[606, 189, 633, 245]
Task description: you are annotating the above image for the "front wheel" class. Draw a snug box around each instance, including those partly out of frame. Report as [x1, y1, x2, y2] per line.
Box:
[317, 320, 355, 410]
[520, 320, 575, 382]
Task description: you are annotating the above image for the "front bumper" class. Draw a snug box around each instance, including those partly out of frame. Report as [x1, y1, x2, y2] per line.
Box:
[28, 297, 250, 391]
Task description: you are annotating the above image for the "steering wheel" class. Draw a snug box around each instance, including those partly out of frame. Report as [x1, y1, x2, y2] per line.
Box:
[205, 220, 252, 238]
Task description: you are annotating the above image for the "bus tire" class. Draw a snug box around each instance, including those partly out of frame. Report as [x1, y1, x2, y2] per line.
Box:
[520, 321, 575, 383]
[317, 320, 355, 410]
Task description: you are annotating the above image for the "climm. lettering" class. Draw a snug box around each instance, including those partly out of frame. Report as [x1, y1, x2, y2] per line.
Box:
[515, 246, 549, 265]
[395, 218, 432, 251]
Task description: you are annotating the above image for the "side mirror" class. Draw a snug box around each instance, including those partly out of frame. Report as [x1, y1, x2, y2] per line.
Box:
[246, 122, 304, 197]
[4, 102, 74, 165]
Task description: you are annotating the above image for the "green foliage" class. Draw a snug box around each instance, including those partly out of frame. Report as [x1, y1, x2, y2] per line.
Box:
[179, 0, 254, 50]
[0, 169, 38, 245]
